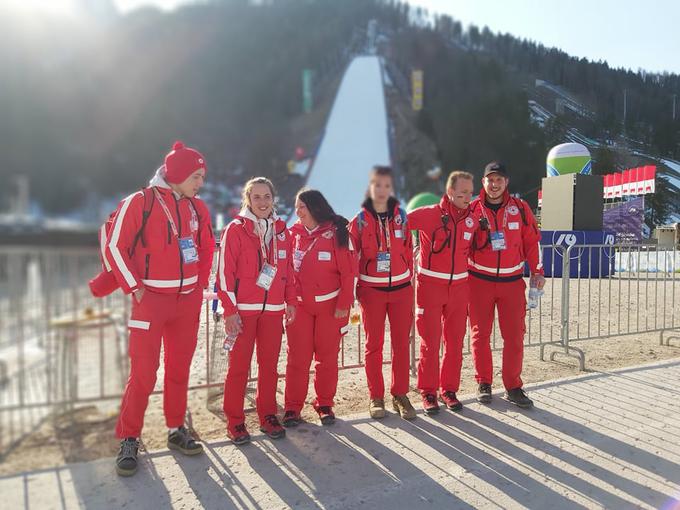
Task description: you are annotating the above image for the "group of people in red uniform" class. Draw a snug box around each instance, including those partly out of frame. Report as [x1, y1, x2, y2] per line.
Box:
[94, 142, 545, 477]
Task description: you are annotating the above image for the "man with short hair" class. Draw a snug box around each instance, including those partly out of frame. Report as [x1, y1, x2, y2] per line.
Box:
[105, 141, 215, 476]
[408, 171, 478, 415]
[468, 161, 545, 408]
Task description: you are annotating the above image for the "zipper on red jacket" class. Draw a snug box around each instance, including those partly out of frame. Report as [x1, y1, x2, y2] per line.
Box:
[492, 209, 501, 278]
[173, 195, 185, 292]
[257, 245, 268, 314]
[449, 218, 457, 284]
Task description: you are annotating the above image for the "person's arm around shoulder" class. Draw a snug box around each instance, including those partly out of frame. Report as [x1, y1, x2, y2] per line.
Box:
[406, 206, 429, 232]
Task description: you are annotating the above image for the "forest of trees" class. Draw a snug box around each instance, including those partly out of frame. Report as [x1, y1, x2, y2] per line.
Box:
[1, 0, 678, 223]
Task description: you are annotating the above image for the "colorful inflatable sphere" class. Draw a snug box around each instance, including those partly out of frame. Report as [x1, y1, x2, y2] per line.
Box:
[546, 143, 592, 177]
[406, 192, 440, 212]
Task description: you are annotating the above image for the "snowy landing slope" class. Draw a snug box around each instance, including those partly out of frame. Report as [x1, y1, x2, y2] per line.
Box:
[305, 56, 390, 222]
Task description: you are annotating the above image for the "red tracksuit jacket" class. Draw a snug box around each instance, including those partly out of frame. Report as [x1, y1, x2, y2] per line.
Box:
[407, 194, 479, 285]
[288, 221, 356, 309]
[217, 211, 296, 317]
[468, 189, 543, 280]
[105, 186, 214, 294]
[348, 199, 413, 289]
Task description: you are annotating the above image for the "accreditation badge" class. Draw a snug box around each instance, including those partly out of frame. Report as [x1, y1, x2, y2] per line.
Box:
[376, 252, 391, 272]
[179, 237, 198, 264]
[256, 263, 277, 290]
[490, 231, 507, 251]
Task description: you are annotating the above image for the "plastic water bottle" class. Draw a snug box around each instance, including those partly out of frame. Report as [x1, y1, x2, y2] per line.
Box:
[222, 333, 238, 353]
[527, 284, 543, 310]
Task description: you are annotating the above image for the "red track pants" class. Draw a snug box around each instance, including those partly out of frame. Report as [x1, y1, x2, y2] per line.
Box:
[358, 285, 413, 399]
[284, 299, 349, 412]
[222, 314, 284, 429]
[415, 280, 469, 395]
[115, 289, 202, 439]
[469, 277, 527, 390]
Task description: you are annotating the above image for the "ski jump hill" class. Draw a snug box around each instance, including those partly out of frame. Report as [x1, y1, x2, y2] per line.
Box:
[305, 55, 391, 222]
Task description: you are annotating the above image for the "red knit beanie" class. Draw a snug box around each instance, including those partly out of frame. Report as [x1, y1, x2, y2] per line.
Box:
[164, 141, 206, 184]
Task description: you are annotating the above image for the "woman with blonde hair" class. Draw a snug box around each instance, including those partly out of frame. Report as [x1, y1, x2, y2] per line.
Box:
[217, 177, 296, 445]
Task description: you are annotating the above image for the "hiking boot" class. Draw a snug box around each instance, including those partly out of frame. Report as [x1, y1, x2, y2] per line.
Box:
[168, 426, 203, 456]
[282, 410, 303, 428]
[227, 423, 251, 446]
[116, 437, 139, 477]
[369, 398, 386, 419]
[260, 415, 286, 439]
[315, 405, 335, 426]
[392, 395, 416, 420]
[421, 393, 440, 415]
[440, 391, 463, 411]
[477, 383, 492, 404]
[504, 387, 534, 409]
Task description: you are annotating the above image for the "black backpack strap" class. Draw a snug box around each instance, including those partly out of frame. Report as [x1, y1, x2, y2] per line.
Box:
[130, 188, 155, 257]
[513, 197, 528, 226]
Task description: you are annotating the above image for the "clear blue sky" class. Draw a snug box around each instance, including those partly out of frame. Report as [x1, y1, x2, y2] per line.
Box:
[113, 0, 680, 75]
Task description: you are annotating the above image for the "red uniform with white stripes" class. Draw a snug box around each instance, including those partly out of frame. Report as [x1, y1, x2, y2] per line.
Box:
[216, 210, 295, 432]
[348, 199, 413, 399]
[468, 188, 543, 390]
[407, 194, 478, 396]
[106, 184, 214, 439]
[284, 221, 356, 414]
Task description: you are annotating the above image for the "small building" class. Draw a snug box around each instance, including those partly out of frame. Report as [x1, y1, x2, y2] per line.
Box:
[654, 223, 680, 248]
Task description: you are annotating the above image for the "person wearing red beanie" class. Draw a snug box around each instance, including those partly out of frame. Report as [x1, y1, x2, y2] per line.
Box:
[104, 141, 214, 477]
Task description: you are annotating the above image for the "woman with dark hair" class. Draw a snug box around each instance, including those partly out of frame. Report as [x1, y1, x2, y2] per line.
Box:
[349, 166, 416, 420]
[217, 177, 296, 445]
[282, 189, 356, 426]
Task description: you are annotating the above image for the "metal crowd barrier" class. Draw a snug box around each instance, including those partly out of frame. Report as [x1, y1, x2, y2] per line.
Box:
[1, 243, 678, 456]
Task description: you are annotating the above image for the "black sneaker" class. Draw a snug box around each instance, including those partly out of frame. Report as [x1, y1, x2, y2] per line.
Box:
[504, 387, 534, 409]
[477, 383, 492, 404]
[282, 410, 303, 428]
[315, 405, 335, 426]
[168, 426, 204, 455]
[116, 437, 139, 476]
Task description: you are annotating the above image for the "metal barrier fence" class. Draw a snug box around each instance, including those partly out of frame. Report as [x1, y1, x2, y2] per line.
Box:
[1, 243, 678, 456]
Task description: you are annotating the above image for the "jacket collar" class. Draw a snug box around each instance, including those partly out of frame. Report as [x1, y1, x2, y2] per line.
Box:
[291, 220, 334, 239]
[361, 197, 399, 219]
[149, 165, 182, 199]
[239, 208, 277, 238]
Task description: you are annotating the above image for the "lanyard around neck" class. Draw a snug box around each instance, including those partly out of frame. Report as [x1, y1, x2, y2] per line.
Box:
[153, 188, 180, 238]
[376, 214, 391, 252]
[255, 219, 278, 266]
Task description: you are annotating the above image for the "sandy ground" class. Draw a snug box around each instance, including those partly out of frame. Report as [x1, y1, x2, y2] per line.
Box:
[1, 325, 679, 477]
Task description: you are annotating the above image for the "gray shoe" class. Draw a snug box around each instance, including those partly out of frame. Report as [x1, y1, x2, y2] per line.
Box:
[116, 437, 139, 476]
[168, 426, 204, 455]
[504, 387, 533, 409]
[369, 398, 386, 419]
[477, 383, 492, 404]
[392, 395, 417, 420]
